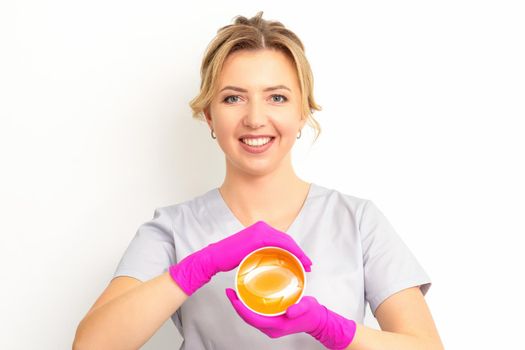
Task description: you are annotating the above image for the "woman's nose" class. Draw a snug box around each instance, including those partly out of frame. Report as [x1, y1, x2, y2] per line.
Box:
[243, 99, 267, 128]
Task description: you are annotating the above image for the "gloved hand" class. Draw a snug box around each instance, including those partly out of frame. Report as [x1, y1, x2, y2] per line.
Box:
[225, 289, 357, 350]
[169, 220, 312, 296]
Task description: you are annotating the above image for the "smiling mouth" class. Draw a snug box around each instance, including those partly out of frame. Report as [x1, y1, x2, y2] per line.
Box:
[238, 137, 276, 146]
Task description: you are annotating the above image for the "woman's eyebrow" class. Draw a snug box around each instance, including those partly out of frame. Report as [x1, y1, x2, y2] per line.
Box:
[219, 85, 291, 93]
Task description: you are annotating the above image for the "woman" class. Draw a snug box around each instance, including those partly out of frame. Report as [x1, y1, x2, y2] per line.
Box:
[73, 11, 444, 350]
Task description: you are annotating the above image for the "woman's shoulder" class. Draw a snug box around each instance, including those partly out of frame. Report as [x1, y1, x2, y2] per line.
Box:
[306, 183, 373, 223]
[152, 187, 218, 219]
[311, 182, 370, 206]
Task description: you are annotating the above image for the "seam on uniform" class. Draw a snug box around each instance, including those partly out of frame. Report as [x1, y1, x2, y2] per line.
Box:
[368, 278, 432, 316]
[357, 199, 371, 241]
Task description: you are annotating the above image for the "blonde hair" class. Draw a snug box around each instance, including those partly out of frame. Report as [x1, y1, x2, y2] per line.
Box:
[189, 11, 322, 143]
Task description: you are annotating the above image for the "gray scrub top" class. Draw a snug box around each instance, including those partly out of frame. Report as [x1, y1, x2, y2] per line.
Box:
[113, 183, 431, 349]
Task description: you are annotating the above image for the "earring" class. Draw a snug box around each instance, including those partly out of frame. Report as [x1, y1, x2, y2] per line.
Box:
[297, 129, 302, 139]
[211, 129, 216, 139]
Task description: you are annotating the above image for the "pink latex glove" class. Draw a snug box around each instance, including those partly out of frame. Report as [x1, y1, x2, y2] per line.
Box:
[225, 289, 357, 350]
[169, 220, 312, 296]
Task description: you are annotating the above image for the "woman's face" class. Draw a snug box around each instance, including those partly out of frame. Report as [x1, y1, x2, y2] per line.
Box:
[205, 49, 306, 176]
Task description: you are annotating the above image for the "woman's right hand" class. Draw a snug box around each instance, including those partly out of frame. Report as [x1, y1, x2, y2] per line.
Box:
[168, 220, 312, 296]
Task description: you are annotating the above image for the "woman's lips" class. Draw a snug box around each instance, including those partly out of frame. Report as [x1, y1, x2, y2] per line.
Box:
[239, 137, 276, 154]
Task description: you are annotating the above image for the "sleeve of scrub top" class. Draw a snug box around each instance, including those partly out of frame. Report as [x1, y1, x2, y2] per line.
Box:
[359, 200, 432, 316]
[112, 207, 176, 282]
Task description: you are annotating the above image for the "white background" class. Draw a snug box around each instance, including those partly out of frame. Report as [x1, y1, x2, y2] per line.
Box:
[1, 1, 524, 349]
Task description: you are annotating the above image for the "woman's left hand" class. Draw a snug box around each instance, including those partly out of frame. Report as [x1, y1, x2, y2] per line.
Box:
[225, 288, 357, 350]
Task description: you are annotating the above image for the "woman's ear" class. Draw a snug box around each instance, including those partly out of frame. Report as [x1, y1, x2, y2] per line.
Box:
[300, 115, 307, 129]
[204, 107, 212, 128]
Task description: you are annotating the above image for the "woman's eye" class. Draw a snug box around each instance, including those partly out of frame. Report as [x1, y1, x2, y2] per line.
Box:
[223, 95, 241, 104]
[222, 94, 287, 104]
[271, 94, 288, 103]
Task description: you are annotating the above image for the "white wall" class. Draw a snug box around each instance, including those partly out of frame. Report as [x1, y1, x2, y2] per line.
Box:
[1, 1, 524, 349]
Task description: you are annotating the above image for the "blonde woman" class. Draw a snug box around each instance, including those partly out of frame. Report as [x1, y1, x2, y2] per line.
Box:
[74, 12, 444, 350]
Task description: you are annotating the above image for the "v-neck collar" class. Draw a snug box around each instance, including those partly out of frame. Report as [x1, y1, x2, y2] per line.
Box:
[209, 183, 317, 235]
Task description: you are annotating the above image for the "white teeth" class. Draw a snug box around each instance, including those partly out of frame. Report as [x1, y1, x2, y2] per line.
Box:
[241, 137, 272, 147]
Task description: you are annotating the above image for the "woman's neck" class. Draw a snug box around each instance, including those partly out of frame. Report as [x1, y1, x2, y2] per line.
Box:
[219, 168, 310, 230]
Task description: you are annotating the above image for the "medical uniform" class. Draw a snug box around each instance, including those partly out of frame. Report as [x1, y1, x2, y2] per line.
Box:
[113, 183, 431, 349]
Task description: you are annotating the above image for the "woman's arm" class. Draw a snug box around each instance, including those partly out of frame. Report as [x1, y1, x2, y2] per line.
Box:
[73, 272, 187, 350]
[74, 221, 311, 349]
[346, 286, 444, 350]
